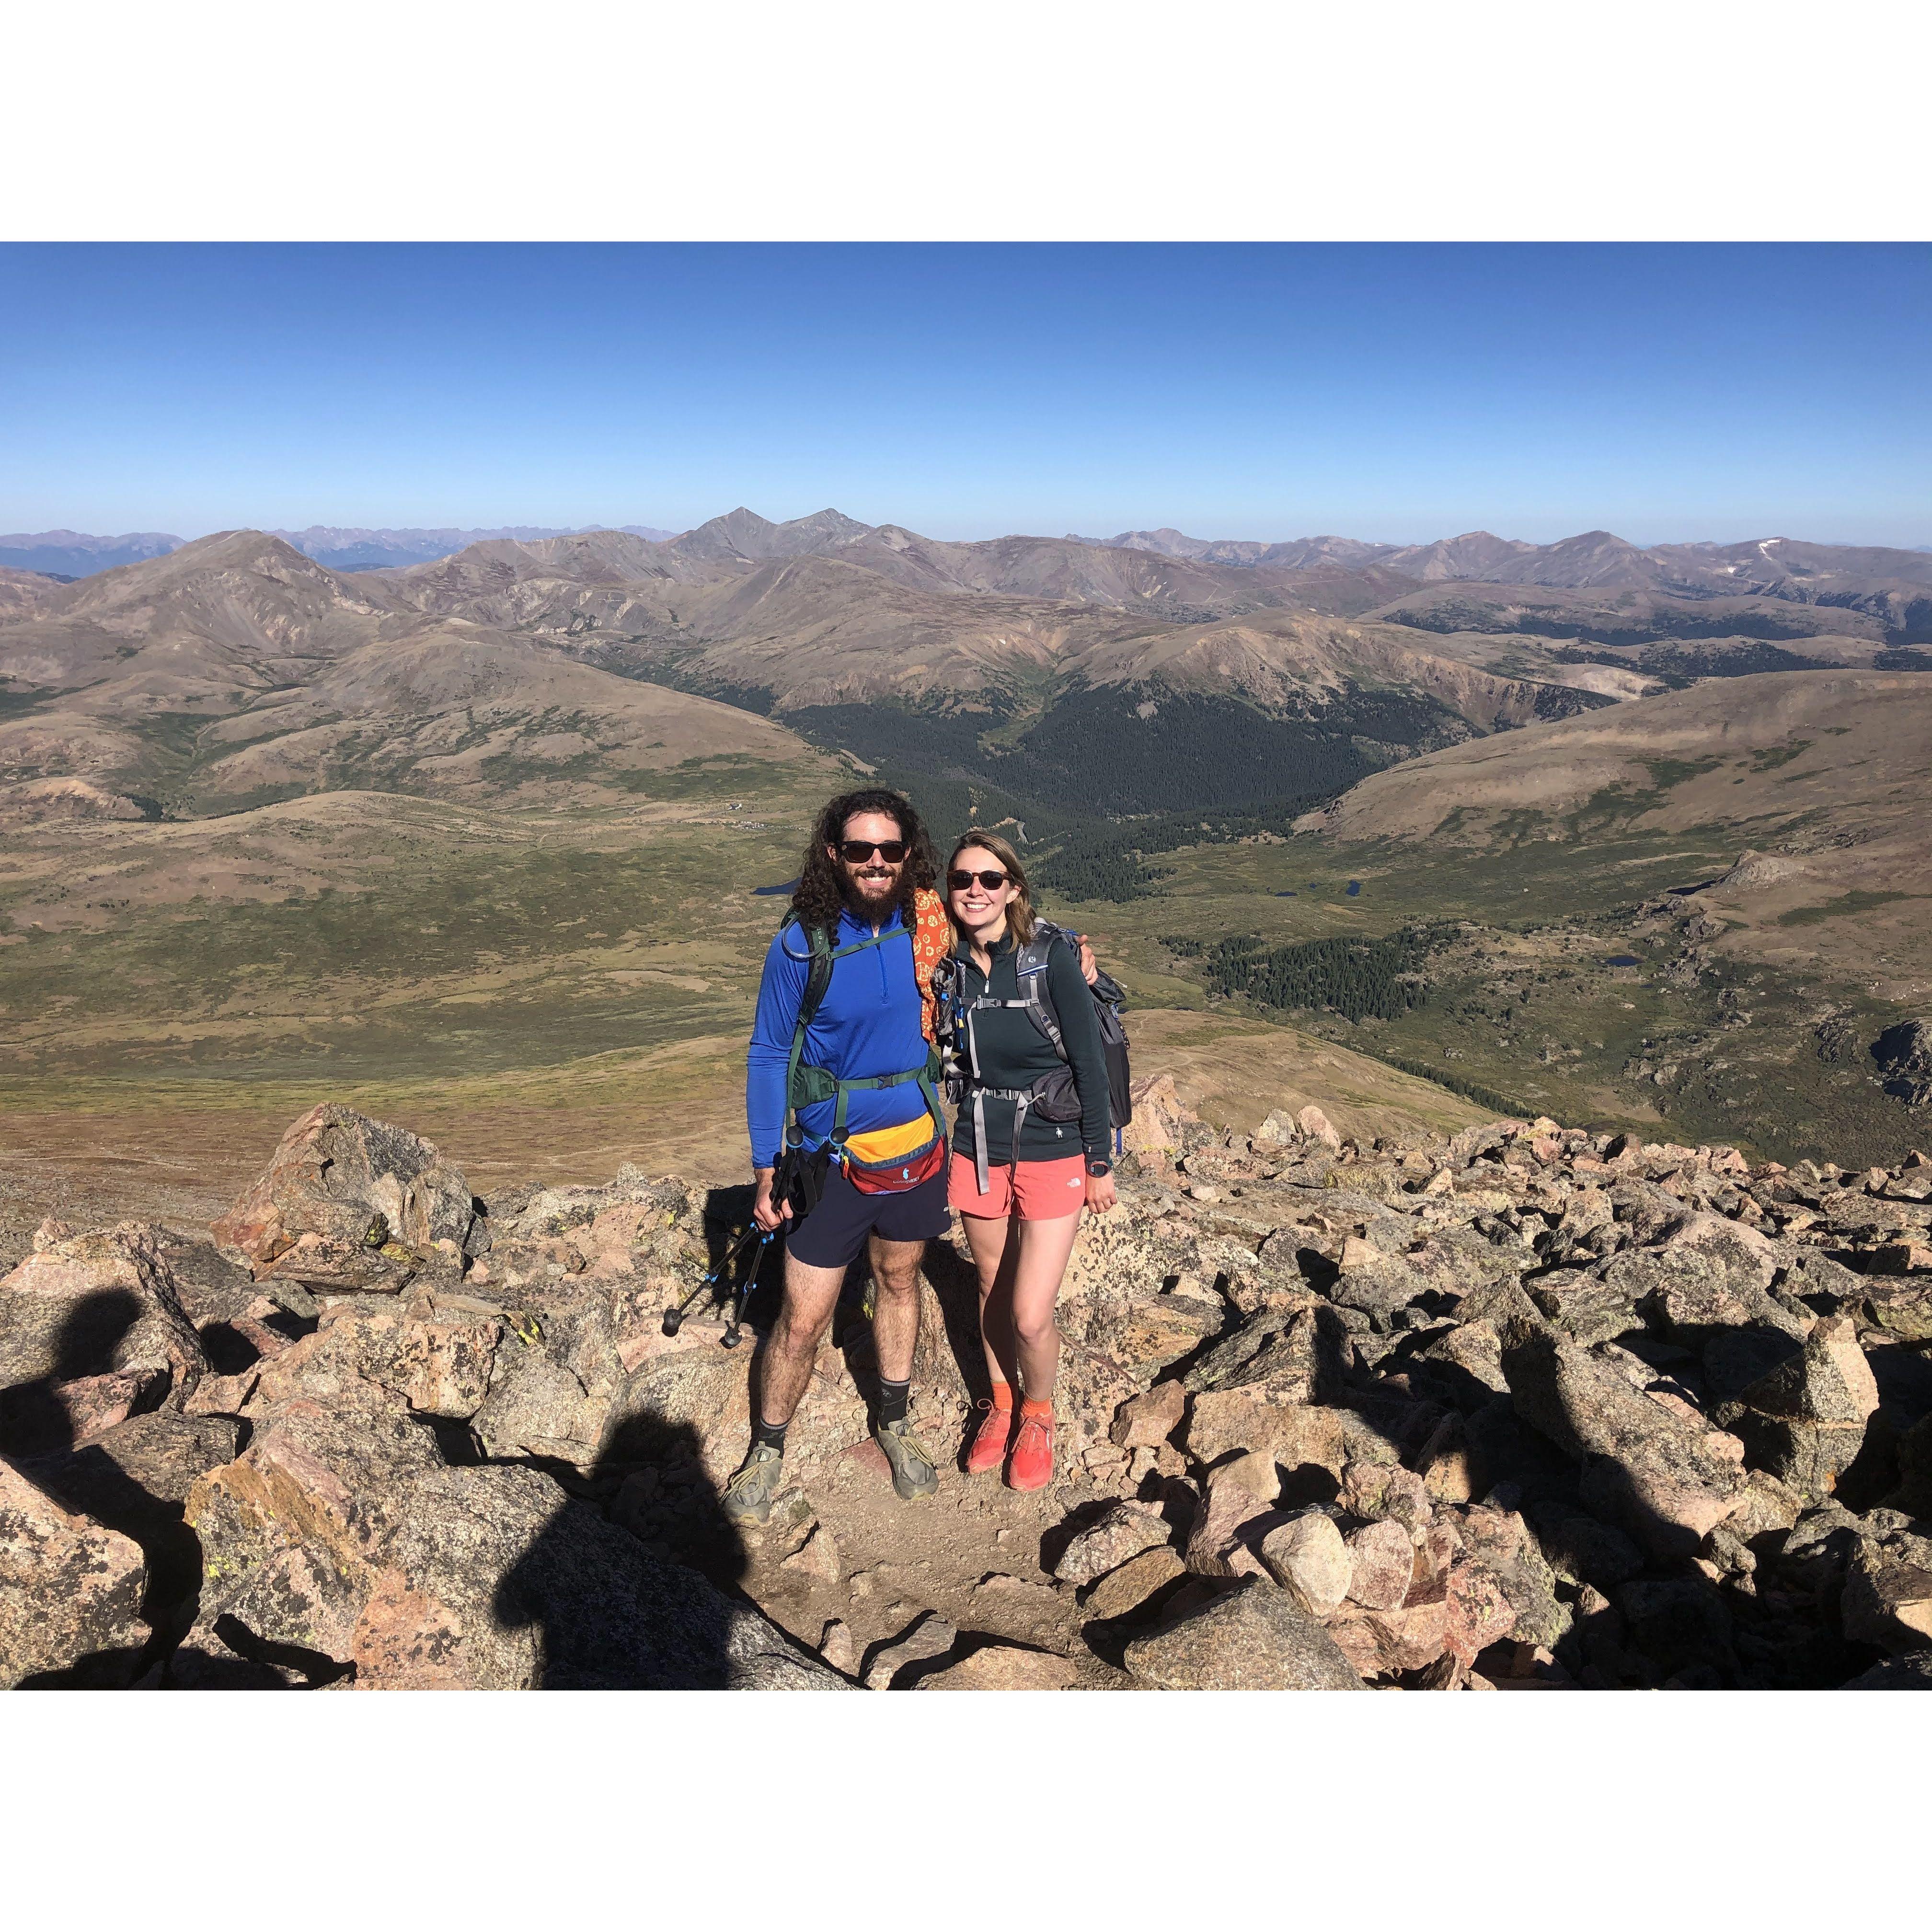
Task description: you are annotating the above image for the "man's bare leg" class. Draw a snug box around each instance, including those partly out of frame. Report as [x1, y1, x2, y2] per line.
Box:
[865, 1233, 938, 1499]
[866, 1233, 927, 1382]
[756, 1251, 847, 1428]
[724, 1249, 845, 1526]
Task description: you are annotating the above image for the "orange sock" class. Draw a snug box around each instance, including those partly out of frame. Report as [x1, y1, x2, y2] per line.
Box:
[1021, 1396, 1054, 1419]
[988, 1382, 1014, 1410]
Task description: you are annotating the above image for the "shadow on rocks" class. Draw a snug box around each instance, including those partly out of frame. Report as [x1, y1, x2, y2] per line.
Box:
[700, 1182, 761, 1282]
[14, 1439, 210, 1683]
[180, 1407, 824, 1690]
[478, 1198, 989, 1689]
[5, 1289, 249, 1687]
[490, 1414, 830, 1688]
[0, 1288, 144, 1458]
[201, 1615, 357, 1689]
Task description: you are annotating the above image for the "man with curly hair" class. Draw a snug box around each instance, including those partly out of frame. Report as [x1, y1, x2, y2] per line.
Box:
[724, 788, 954, 1524]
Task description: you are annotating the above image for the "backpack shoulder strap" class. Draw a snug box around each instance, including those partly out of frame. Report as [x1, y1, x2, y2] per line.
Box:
[782, 924, 834, 1142]
[796, 923, 835, 1032]
[1015, 922, 1070, 1058]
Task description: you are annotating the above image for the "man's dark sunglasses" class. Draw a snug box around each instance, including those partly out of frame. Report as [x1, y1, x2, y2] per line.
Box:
[948, 868, 1009, 892]
[839, 839, 907, 863]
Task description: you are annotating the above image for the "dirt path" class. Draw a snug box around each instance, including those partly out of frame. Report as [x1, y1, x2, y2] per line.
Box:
[707, 1426, 1139, 1687]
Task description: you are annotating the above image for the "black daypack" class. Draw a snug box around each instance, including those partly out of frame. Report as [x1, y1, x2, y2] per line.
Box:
[1017, 920, 1133, 1131]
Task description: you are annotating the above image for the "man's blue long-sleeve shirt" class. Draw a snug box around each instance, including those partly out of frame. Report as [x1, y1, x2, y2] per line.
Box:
[745, 905, 932, 1168]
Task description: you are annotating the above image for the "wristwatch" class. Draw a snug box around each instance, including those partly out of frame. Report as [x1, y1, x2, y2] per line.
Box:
[1086, 1158, 1112, 1178]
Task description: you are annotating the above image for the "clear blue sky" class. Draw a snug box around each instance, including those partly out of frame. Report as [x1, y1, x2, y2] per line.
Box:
[1, 243, 1925, 547]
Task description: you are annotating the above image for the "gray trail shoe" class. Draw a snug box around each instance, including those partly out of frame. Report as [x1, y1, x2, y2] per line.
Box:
[721, 1442, 786, 1526]
[874, 1417, 939, 1502]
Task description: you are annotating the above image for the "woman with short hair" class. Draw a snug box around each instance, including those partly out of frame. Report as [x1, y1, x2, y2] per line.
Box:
[942, 830, 1115, 1491]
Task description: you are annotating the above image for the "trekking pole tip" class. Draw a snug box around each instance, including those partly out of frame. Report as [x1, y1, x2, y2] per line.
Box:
[660, 1309, 683, 1337]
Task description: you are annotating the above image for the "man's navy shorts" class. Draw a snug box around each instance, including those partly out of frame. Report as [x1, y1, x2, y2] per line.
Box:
[784, 1159, 951, 1271]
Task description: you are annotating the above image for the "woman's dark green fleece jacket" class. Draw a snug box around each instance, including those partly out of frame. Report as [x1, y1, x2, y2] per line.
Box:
[950, 928, 1111, 1167]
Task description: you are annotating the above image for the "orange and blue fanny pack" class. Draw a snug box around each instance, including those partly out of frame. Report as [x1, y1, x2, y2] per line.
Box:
[839, 1113, 948, 1195]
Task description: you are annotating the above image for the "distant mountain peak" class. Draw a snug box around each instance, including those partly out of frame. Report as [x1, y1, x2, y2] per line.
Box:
[670, 506, 877, 563]
[176, 528, 317, 566]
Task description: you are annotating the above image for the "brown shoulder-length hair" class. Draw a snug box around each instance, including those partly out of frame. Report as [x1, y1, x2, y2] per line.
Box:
[946, 830, 1036, 946]
[789, 787, 938, 936]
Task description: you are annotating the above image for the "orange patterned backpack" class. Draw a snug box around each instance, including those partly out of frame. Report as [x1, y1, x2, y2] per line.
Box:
[910, 884, 953, 1044]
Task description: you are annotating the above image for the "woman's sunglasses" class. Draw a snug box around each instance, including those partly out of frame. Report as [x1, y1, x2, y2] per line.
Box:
[838, 839, 907, 863]
[948, 868, 1009, 892]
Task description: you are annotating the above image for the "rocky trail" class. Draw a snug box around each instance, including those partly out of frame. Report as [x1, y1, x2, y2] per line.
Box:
[5, 1078, 1932, 1691]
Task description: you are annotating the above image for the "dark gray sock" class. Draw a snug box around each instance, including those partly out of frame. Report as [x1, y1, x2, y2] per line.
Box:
[751, 1415, 788, 1453]
[877, 1378, 910, 1428]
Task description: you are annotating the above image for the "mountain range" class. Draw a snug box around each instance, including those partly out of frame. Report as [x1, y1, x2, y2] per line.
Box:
[3, 506, 1928, 838]
[0, 525, 681, 577]
[506, 506, 1932, 621]
[270, 524, 680, 570]
[1075, 525, 1932, 624]
[0, 531, 184, 578]
[12, 512, 1928, 614]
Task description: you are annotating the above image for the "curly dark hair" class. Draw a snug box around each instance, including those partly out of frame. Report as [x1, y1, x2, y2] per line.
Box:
[789, 787, 938, 935]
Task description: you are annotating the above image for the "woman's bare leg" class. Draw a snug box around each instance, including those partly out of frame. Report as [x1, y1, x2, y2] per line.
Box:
[1008, 1210, 1083, 1401]
[959, 1210, 1019, 1392]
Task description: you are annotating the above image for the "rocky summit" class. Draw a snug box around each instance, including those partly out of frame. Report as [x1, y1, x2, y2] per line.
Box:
[4, 1085, 1931, 1691]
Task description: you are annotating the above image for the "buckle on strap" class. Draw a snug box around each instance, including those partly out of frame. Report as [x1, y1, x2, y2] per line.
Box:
[970, 1086, 1034, 1196]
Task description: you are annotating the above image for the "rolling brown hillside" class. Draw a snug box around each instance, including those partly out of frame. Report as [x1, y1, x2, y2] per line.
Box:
[0, 567, 60, 616]
[0, 533, 823, 816]
[1305, 667, 1932, 988]
[1311, 668, 1932, 849]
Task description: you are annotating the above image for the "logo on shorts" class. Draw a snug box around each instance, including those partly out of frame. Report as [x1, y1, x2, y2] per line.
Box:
[1069, 1173, 1082, 1186]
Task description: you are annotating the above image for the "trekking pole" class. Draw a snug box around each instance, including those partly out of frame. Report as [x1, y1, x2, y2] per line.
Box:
[721, 1230, 775, 1349]
[661, 1221, 764, 1338]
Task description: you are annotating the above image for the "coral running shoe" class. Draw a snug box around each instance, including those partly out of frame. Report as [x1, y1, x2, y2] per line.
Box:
[1008, 1407, 1055, 1492]
[966, 1397, 1013, 1474]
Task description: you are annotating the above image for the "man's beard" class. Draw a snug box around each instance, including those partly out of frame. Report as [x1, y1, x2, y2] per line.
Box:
[839, 866, 904, 921]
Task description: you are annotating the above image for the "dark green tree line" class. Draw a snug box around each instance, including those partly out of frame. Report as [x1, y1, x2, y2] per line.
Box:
[1163, 926, 1447, 1023]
